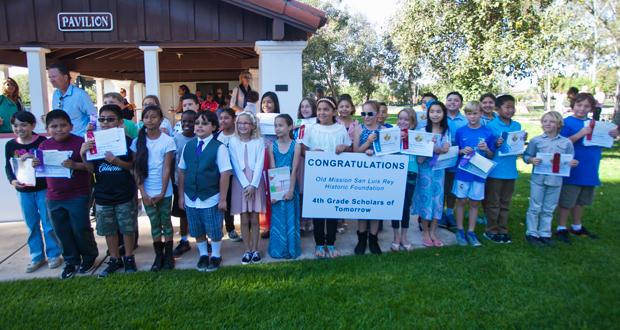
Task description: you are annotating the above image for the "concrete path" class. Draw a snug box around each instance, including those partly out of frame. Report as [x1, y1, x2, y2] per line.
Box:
[0, 215, 455, 282]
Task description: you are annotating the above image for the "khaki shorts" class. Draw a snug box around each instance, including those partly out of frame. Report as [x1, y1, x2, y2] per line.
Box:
[558, 184, 595, 208]
[96, 200, 137, 236]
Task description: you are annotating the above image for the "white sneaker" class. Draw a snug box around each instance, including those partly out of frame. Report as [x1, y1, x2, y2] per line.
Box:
[48, 256, 64, 269]
[26, 259, 46, 273]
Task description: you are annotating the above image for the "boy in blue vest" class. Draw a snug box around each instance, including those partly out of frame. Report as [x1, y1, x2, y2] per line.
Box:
[177, 111, 232, 272]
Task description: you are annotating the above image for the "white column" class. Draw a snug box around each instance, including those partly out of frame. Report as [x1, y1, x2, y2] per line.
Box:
[95, 78, 104, 109]
[254, 41, 307, 117]
[139, 46, 162, 97]
[0, 65, 9, 81]
[19, 47, 50, 132]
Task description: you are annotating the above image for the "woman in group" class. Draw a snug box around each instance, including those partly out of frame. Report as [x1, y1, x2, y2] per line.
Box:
[230, 71, 254, 113]
[0, 78, 23, 133]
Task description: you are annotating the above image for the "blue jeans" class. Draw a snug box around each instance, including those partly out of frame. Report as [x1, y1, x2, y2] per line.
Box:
[18, 190, 62, 263]
[48, 195, 99, 266]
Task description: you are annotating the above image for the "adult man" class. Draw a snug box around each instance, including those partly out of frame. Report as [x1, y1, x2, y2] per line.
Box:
[49, 63, 96, 136]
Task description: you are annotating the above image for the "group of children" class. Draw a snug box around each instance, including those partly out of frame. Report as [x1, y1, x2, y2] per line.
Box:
[4, 89, 617, 279]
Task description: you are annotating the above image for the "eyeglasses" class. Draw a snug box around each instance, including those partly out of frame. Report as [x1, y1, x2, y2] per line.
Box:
[98, 117, 118, 123]
[361, 112, 375, 117]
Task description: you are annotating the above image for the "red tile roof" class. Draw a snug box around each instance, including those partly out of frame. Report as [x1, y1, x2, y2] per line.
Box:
[227, 0, 327, 31]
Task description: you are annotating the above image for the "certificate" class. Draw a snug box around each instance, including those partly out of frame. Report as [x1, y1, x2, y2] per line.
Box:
[533, 153, 573, 177]
[373, 127, 401, 156]
[458, 152, 496, 179]
[85, 127, 128, 161]
[295, 118, 316, 126]
[402, 130, 434, 157]
[42, 150, 72, 166]
[498, 130, 526, 156]
[268, 166, 291, 201]
[433, 146, 458, 170]
[36, 150, 72, 178]
[256, 113, 279, 135]
[11, 158, 36, 186]
[583, 120, 617, 148]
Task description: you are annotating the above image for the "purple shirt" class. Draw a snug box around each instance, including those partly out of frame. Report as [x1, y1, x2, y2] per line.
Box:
[39, 134, 91, 200]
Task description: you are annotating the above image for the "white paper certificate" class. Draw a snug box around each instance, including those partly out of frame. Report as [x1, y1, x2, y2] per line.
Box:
[373, 127, 401, 156]
[42, 150, 72, 166]
[85, 128, 128, 161]
[433, 146, 459, 170]
[583, 120, 617, 148]
[268, 166, 291, 201]
[11, 158, 36, 186]
[256, 113, 279, 135]
[295, 118, 316, 126]
[458, 152, 496, 179]
[533, 153, 573, 177]
[498, 130, 526, 156]
[36, 150, 72, 178]
[402, 130, 434, 157]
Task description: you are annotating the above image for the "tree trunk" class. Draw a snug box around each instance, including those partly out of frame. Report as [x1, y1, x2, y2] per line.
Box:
[545, 72, 552, 112]
[614, 76, 620, 125]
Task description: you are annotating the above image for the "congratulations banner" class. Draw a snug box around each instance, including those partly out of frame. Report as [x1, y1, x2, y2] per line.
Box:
[302, 151, 408, 220]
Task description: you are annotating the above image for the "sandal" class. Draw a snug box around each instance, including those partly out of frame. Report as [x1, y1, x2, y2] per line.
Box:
[432, 238, 444, 247]
[400, 243, 412, 251]
[422, 239, 434, 247]
[326, 245, 340, 258]
[315, 246, 326, 258]
[390, 242, 400, 252]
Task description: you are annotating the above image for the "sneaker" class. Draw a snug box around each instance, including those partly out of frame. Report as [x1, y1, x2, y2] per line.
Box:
[123, 255, 137, 273]
[196, 255, 210, 272]
[539, 237, 555, 247]
[251, 251, 262, 264]
[525, 235, 544, 247]
[207, 257, 221, 272]
[61, 264, 77, 279]
[228, 230, 242, 242]
[483, 232, 502, 243]
[79, 258, 96, 274]
[241, 251, 253, 265]
[467, 231, 482, 247]
[570, 226, 599, 239]
[173, 240, 191, 257]
[455, 230, 468, 246]
[26, 259, 46, 273]
[499, 233, 512, 244]
[48, 257, 63, 269]
[98, 258, 123, 278]
[555, 229, 571, 244]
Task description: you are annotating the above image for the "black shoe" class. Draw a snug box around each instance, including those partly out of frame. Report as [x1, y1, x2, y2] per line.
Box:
[570, 226, 599, 239]
[151, 241, 164, 272]
[173, 240, 191, 257]
[525, 235, 544, 247]
[98, 258, 123, 278]
[483, 232, 503, 243]
[207, 257, 221, 272]
[251, 251, 262, 264]
[79, 258, 96, 274]
[61, 264, 77, 279]
[555, 229, 571, 244]
[539, 237, 555, 247]
[368, 233, 382, 255]
[354, 231, 368, 255]
[499, 233, 512, 244]
[196, 255, 210, 272]
[162, 241, 175, 270]
[123, 255, 137, 273]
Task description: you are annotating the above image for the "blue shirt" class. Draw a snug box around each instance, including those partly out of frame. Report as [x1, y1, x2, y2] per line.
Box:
[52, 84, 96, 137]
[481, 112, 498, 126]
[561, 116, 602, 186]
[454, 125, 496, 183]
[486, 117, 521, 180]
[446, 112, 468, 172]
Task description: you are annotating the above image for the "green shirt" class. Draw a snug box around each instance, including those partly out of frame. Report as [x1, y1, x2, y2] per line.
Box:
[0, 95, 18, 133]
[123, 119, 138, 139]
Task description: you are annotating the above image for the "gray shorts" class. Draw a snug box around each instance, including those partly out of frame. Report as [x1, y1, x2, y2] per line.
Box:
[558, 184, 595, 208]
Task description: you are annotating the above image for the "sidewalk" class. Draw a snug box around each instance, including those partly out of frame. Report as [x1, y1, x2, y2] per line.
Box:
[0, 215, 455, 281]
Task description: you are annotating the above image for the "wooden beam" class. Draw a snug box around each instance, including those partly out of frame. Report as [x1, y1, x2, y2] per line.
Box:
[88, 70, 240, 83]
[0, 50, 26, 66]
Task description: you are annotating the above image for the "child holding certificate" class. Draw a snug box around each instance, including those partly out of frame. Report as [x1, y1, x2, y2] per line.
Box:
[35, 110, 99, 279]
[453, 101, 496, 247]
[80, 104, 137, 277]
[5, 111, 62, 273]
[267, 114, 302, 259]
[556, 93, 619, 242]
[352, 100, 384, 255]
[483, 94, 522, 244]
[296, 98, 317, 233]
[523, 111, 577, 246]
[413, 101, 451, 248]
[301, 97, 351, 258]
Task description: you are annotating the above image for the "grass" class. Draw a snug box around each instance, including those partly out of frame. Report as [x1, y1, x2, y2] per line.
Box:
[1, 116, 619, 329]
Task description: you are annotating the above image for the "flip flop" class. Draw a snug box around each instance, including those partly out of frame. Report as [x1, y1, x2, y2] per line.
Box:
[423, 239, 434, 247]
[315, 246, 326, 258]
[433, 239, 444, 247]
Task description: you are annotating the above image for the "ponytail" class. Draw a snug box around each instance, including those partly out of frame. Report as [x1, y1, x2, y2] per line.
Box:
[134, 125, 148, 185]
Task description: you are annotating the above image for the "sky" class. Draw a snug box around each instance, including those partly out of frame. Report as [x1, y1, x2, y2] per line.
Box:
[340, 0, 402, 32]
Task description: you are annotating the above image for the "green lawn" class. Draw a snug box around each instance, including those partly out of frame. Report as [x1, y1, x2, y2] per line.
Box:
[1, 117, 619, 329]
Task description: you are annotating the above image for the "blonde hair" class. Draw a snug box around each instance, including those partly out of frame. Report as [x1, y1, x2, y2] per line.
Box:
[398, 108, 417, 129]
[463, 101, 482, 114]
[541, 111, 564, 129]
[238, 71, 252, 83]
[235, 111, 262, 140]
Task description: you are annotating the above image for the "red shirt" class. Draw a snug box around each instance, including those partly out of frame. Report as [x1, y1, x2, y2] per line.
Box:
[201, 100, 219, 112]
[39, 134, 91, 200]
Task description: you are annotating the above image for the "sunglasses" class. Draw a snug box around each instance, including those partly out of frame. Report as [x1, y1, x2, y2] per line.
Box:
[361, 112, 375, 117]
[98, 117, 118, 123]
